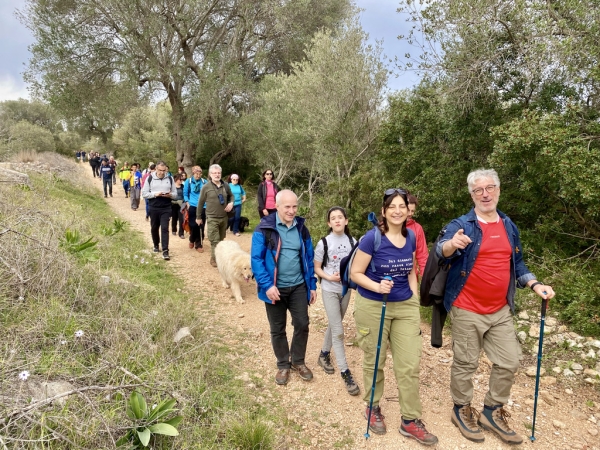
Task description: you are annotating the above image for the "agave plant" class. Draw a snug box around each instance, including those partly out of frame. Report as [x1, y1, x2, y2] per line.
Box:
[116, 391, 183, 449]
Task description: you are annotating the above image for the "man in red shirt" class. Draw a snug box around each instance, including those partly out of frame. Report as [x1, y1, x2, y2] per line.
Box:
[406, 194, 429, 280]
[438, 169, 555, 445]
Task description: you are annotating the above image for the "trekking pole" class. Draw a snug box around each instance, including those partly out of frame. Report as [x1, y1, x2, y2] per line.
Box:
[365, 276, 392, 440]
[530, 294, 548, 442]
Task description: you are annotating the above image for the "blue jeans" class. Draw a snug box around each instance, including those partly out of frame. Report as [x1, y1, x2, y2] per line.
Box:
[102, 178, 112, 196]
[228, 204, 243, 233]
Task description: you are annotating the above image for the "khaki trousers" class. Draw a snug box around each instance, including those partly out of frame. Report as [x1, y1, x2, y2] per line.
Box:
[450, 305, 521, 407]
[354, 293, 422, 419]
[206, 216, 227, 259]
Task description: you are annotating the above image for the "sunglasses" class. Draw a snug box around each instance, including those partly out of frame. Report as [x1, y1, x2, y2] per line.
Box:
[384, 188, 407, 197]
[265, 172, 273, 176]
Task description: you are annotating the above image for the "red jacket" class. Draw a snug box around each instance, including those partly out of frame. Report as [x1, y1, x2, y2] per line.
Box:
[406, 219, 429, 277]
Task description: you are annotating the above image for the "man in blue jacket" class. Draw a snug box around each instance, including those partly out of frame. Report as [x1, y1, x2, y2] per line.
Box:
[251, 189, 317, 386]
[437, 169, 555, 445]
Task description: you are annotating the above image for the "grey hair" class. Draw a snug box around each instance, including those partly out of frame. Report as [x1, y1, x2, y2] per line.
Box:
[467, 169, 501, 192]
[275, 189, 297, 206]
[208, 164, 222, 173]
[155, 160, 167, 167]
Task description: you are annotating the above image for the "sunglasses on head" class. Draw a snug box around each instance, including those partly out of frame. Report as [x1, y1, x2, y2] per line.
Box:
[384, 188, 407, 197]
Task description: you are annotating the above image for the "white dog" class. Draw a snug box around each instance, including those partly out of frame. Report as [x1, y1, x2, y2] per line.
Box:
[214, 240, 253, 304]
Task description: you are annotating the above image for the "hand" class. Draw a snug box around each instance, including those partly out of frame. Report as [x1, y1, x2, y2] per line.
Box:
[378, 278, 393, 294]
[450, 229, 472, 251]
[196, 219, 203, 225]
[266, 286, 280, 303]
[329, 272, 341, 283]
[224, 202, 233, 212]
[309, 290, 316, 305]
[162, 193, 171, 198]
[533, 284, 555, 301]
[263, 209, 269, 216]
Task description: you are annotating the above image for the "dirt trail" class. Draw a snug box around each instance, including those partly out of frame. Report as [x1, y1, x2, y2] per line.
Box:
[88, 167, 599, 450]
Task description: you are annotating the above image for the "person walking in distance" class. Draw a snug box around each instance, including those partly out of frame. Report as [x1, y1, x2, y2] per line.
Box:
[99, 159, 114, 198]
[257, 169, 279, 218]
[227, 174, 246, 236]
[119, 161, 131, 198]
[171, 174, 185, 239]
[439, 169, 555, 445]
[141, 163, 156, 221]
[251, 190, 318, 386]
[183, 166, 208, 253]
[406, 193, 429, 279]
[314, 207, 360, 396]
[141, 161, 177, 261]
[128, 163, 142, 211]
[197, 164, 233, 267]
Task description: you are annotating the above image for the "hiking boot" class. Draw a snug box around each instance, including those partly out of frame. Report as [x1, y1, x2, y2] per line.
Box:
[275, 369, 290, 385]
[451, 405, 484, 443]
[317, 351, 334, 374]
[478, 405, 523, 445]
[162, 251, 170, 261]
[210, 257, 217, 267]
[341, 369, 360, 396]
[364, 406, 386, 435]
[291, 364, 313, 381]
[196, 247, 204, 253]
[153, 246, 160, 253]
[399, 418, 438, 446]
[188, 242, 194, 249]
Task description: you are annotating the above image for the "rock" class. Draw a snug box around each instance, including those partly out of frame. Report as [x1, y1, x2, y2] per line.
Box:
[590, 416, 598, 424]
[572, 363, 583, 370]
[238, 313, 244, 318]
[173, 327, 193, 343]
[517, 331, 527, 344]
[552, 420, 566, 429]
[529, 326, 540, 338]
[540, 391, 555, 405]
[585, 349, 596, 359]
[584, 377, 598, 385]
[546, 317, 558, 326]
[525, 399, 535, 406]
[540, 376, 557, 385]
[552, 367, 561, 374]
[518, 311, 530, 320]
[544, 325, 555, 334]
[235, 372, 251, 382]
[563, 368, 575, 377]
[100, 275, 110, 284]
[526, 366, 544, 377]
[558, 325, 567, 333]
[571, 409, 588, 420]
[565, 388, 573, 395]
[27, 380, 75, 405]
[583, 368, 599, 377]
[589, 428, 599, 436]
[588, 340, 600, 349]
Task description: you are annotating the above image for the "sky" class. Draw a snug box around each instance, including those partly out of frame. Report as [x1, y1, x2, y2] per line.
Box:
[0, 0, 420, 102]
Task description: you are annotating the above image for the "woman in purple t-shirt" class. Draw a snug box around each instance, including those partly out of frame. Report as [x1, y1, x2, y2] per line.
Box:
[350, 189, 437, 445]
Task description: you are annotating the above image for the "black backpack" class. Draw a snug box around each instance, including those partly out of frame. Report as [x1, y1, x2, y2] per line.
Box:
[318, 234, 356, 283]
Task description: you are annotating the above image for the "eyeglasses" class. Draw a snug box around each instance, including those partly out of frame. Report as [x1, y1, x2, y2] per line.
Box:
[471, 185, 497, 196]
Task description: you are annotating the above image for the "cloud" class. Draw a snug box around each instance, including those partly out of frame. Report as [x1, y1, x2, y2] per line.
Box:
[0, 73, 30, 102]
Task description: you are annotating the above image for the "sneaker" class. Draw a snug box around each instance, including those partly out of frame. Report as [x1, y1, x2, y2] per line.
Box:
[399, 418, 438, 446]
[162, 251, 170, 261]
[179, 235, 185, 239]
[275, 369, 290, 385]
[478, 406, 523, 445]
[210, 257, 217, 267]
[188, 242, 194, 249]
[196, 247, 204, 253]
[317, 351, 334, 374]
[364, 406, 386, 435]
[109, 194, 113, 197]
[341, 369, 360, 396]
[451, 405, 484, 443]
[172, 231, 176, 236]
[291, 364, 313, 381]
[153, 246, 159, 253]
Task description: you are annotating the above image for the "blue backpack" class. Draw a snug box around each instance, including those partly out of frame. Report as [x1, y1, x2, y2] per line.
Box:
[340, 212, 416, 296]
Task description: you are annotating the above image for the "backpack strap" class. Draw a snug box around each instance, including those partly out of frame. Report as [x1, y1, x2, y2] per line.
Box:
[320, 237, 329, 269]
[407, 228, 416, 251]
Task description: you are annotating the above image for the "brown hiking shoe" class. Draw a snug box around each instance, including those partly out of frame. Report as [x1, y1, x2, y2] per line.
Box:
[188, 242, 194, 249]
[291, 364, 313, 381]
[451, 405, 484, 442]
[364, 405, 386, 435]
[210, 257, 217, 267]
[478, 406, 523, 445]
[399, 418, 438, 446]
[275, 369, 289, 385]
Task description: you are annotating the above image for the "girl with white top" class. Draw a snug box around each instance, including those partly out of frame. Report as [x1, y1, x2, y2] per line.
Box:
[313, 207, 360, 396]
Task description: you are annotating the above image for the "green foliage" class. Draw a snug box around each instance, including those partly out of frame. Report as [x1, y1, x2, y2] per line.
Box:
[225, 414, 274, 450]
[101, 218, 127, 236]
[59, 228, 98, 261]
[116, 391, 182, 449]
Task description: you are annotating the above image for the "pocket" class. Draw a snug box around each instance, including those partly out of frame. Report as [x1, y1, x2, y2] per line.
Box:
[355, 326, 373, 353]
[452, 332, 478, 364]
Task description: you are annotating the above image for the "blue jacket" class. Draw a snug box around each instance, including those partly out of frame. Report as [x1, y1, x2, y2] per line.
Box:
[436, 208, 536, 313]
[183, 177, 207, 208]
[251, 213, 318, 303]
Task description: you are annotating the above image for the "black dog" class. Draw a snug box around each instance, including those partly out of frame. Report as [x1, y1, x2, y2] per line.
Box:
[238, 216, 250, 233]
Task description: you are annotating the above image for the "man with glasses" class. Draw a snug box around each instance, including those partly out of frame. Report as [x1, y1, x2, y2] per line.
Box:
[197, 164, 233, 267]
[142, 161, 177, 260]
[437, 169, 555, 445]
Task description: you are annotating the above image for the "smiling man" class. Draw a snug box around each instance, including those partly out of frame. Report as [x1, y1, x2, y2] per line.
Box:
[437, 169, 555, 445]
[251, 189, 318, 386]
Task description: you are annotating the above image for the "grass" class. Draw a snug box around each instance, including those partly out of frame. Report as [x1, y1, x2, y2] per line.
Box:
[0, 153, 279, 448]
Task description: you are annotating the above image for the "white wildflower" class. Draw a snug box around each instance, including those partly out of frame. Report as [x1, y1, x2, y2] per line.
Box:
[74, 330, 84, 338]
[60, 340, 67, 345]
[18, 370, 30, 381]
[18, 296, 25, 301]
[134, 255, 138, 259]
[152, 404, 157, 410]
[140, 258, 145, 263]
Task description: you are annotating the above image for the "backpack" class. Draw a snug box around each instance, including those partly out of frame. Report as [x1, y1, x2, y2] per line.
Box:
[147, 174, 173, 191]
[318, 234, 355, 283]
[339, 213, 416, 296]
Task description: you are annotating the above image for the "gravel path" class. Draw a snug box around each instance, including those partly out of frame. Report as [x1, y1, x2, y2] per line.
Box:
[89, 168, 599, 450]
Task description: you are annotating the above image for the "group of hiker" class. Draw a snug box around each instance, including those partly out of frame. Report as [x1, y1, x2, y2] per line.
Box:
[249, 169, 554, 447]
[95, 157, 556, 446]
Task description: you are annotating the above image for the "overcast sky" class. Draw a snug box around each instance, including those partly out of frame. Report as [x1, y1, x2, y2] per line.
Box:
[0, 0, 421, 102]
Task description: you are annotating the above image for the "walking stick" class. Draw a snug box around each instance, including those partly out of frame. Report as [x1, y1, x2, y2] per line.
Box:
[365, 276, 392, 440]
[530, 295, 548, 442]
